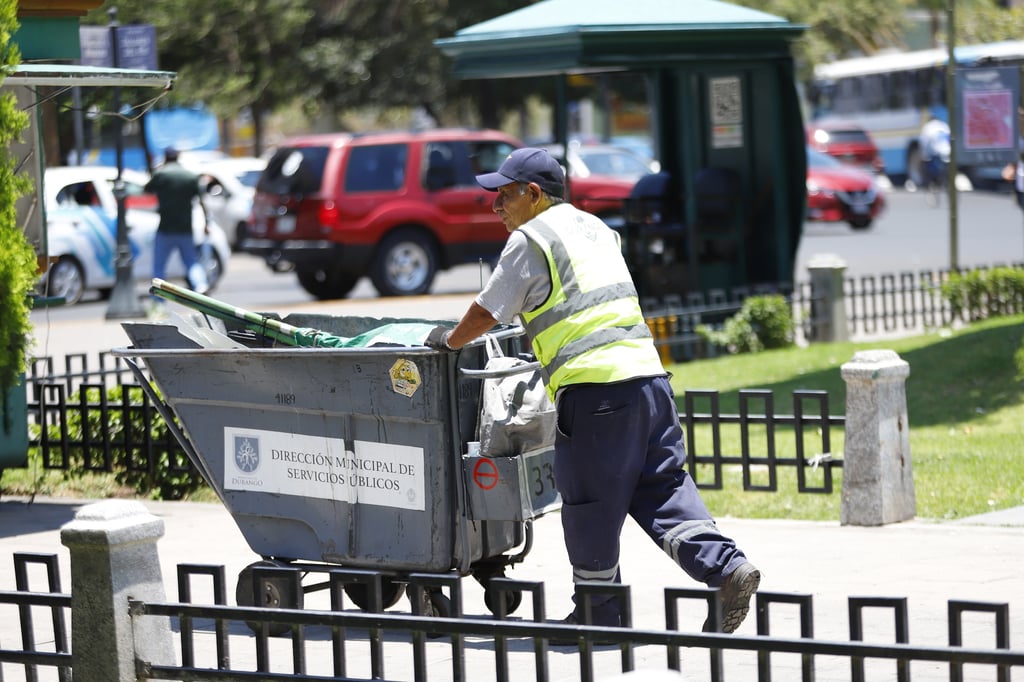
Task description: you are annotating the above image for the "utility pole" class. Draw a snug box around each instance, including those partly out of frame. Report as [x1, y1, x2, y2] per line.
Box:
[946, 0, 959, 271]
[105, 5, 145, 319]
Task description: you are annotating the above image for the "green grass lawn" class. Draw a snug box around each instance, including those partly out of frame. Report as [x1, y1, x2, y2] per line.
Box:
[672, 315, 1024, 522]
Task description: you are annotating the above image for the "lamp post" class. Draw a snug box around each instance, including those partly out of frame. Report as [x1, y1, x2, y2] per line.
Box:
[946, 0, 959, 271]
[105, 5, 145, 319]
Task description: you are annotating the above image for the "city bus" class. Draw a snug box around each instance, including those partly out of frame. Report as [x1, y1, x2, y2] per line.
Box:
[807, 40, 1024, 188]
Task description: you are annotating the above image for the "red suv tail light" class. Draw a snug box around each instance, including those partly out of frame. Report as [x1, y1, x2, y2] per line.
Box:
[318, 201, 340, 230]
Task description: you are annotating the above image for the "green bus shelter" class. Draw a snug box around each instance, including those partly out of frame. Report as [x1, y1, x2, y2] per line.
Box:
[436, 0, 807, 301]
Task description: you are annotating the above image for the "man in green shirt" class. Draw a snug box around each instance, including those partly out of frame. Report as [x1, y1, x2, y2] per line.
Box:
[145, 146, 210, 298]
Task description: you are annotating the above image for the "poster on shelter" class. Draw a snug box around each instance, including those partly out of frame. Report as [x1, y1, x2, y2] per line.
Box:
[963, 90, 1013, 149]
[710, 76, 743, 149]
[956, 66, 1019, 167]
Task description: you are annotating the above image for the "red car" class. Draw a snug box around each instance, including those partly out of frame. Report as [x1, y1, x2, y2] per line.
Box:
[805, 147, 886, 229]
[244, 130, 640, 299]
[807, 123, 885, 176]
[245, 129, 522, 298]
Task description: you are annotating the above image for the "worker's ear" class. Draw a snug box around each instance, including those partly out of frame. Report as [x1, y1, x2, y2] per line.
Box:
[527, 182, 541, 202]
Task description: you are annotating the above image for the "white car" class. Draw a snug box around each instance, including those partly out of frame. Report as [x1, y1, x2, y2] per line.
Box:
[40, 166, 231, 305]
[185, 156, 266, 249]
[540, 141, 658, 183]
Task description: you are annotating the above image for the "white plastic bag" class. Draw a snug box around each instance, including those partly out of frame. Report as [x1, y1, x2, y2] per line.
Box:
[477, 335, 556, 456]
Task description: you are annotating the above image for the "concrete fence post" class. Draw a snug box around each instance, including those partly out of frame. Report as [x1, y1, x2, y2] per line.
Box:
[807, 254, 849, 343]
[60, 500, 174, 681]
[840, 350, 916, 526]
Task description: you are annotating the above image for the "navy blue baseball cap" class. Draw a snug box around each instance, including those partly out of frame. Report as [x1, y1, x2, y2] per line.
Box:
[476, 147, 565, 198]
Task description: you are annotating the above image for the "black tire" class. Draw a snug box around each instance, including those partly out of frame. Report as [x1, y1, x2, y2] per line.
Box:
[483, 584, 523, 617]
[848, 216, 873, 230]
[428, 591, 452, 619]
[232, 221, 248, 251]
[343, 577, 406, 611]
[409, 589, 452, 619]
[202, 251, 224, 294]
[370, 228, 439, 297]
[295, 265, 359, 300]
[235, 559, 303, 636]
[45, 257, 86, 305]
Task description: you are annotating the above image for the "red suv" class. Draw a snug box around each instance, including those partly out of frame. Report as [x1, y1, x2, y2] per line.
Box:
[244, 129, 520, 298]
[243, 129, 636, 299]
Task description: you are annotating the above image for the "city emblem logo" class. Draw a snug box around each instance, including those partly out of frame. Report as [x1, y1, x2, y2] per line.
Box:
[234, 435, 260, 473]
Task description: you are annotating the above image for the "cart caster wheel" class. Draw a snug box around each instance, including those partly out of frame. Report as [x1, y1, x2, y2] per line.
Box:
[484, 585, 523, 617]
[343, 577, 406, 611]
[412, 589, 453, 619]
[236, 560, 303, 636]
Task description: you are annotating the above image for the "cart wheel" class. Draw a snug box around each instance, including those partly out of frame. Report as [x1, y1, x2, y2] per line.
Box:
[343, 577, 406, 611]
[409, 588, 453, 619]
[484, 584, 523, 617]
[235, 560, 303, 636]
[428, 590, 452, 618]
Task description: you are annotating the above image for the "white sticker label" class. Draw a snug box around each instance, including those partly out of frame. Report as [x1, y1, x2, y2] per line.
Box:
[223, 427, 425, 511]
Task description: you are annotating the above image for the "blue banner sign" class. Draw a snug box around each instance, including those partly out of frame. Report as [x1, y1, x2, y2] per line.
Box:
[78, 24, 157, 71]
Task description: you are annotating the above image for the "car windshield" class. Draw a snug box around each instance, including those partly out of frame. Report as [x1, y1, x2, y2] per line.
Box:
[815, 128, 871, 144]
[577, 148, 652, 178]
[235, 169, 263, 188]
[807, 148, 843, 169]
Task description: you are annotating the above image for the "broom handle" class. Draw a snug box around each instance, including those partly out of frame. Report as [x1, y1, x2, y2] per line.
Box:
[149, 278, 309, 346]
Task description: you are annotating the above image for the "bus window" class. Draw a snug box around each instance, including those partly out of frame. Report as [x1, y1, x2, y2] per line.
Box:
[836, 77, 860, 115]
[863, 74, 884, 112]
[912, 69, 932, 108]
[888, 72, 910, 109]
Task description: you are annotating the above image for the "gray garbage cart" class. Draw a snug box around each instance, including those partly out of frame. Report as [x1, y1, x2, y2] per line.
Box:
[113, 313, 560, 619]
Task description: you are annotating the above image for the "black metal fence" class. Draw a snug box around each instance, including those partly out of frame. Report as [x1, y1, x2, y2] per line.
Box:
[25, 352, 192, 488]
[21, 352, 844, 496]
[3, 555, 1021, 682]
[643, 264, 1024, 359]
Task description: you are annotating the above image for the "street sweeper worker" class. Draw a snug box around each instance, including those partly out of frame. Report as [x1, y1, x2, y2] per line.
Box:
[424, 147, 760, 636]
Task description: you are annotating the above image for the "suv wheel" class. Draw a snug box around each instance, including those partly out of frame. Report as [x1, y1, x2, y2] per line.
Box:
[370, 229, 438, 297]
[296, 265, 358, 300]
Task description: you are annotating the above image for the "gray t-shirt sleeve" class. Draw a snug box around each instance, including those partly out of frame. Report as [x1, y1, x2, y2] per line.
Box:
[475, 229, 552, 324]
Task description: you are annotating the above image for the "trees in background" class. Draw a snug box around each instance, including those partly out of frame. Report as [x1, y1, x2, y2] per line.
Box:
[78, 0, 1024, 154]
[739, 0, 1024, 75]
[84, 0, 533, 154]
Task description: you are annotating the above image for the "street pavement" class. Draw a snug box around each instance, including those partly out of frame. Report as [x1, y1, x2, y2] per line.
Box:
[6, 296, 1024, 681]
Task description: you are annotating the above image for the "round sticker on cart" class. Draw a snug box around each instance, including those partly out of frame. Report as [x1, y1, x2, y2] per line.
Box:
[389, 359, 421, 397]
[473, 458, 499, 490]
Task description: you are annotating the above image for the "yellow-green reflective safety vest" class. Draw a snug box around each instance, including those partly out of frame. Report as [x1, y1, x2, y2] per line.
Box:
[519, 205, 665, 400]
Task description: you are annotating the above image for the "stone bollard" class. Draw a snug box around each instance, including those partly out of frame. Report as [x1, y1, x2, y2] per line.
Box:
[60, 500, 174, 681]
[807, 254, 849, 343]
[840, 350, 916, 526]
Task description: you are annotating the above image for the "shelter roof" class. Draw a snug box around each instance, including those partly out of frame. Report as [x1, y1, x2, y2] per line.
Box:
[4, 63, 175, 88]
[436, 0, 805, 78]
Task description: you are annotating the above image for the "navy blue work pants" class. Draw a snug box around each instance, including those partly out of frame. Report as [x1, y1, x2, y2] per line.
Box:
[554, 376, 747, 606]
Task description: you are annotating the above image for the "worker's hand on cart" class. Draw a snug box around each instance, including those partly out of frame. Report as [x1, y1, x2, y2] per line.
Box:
[424, 325, 455, 351]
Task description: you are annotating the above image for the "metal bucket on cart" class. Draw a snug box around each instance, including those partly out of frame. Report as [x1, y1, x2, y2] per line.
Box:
[114, 312, 560, 623]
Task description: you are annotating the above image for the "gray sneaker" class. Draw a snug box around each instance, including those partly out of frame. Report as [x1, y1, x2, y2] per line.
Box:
[703, 562, 761, 634]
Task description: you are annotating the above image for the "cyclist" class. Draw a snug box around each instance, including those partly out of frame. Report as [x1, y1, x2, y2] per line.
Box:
[918, 116, 951, 191]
